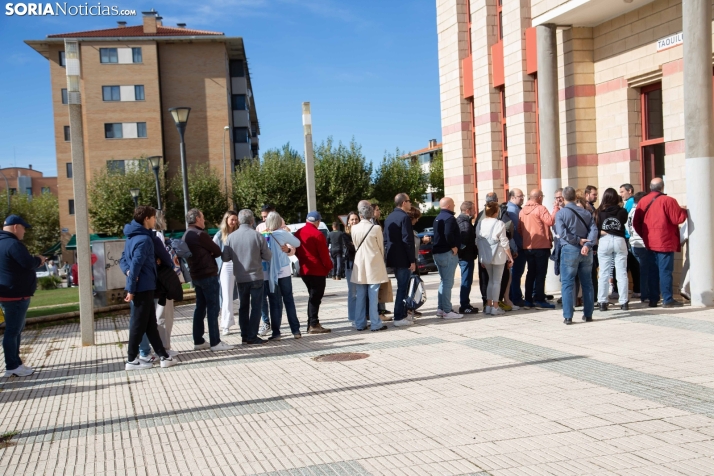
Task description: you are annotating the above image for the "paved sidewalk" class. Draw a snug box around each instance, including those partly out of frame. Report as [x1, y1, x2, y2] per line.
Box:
[1, 272, 714, 475]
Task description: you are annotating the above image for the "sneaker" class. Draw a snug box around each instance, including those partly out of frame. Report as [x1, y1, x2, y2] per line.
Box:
[459, 306, 478, 314]
[166, 349, 179, 358]
[680, 291, 691, 301]
[491, 307, 505, 316]
[663, 300, 683, 308]
[545, 294, 554, 301]
[512, 300, 527, 308]
[534, 301, 555, 310]
[498, 301, 512, 312]
[443, 311, 463, 319]
[582, 316, 593, 322]
[522, 301, 534, 309]
[510, 304, 520, 311]
[160, 356, 177, 368]
[436, 309, 446, 317]
[563, 318, 573, 325]
[244, 338, 268, 345]
[4, 364, 34, 377]
[138, 354, 157, 364]
[379, 314, 393, 322]
[557, 297, 563, 304]
[125, 359, 153, 371]
[293, 333, 302, 339]
[405, 314, 417, 323]
[211, 342, 235, 351]
[258, 323, 271, 337]
[221, 328, 231, 336]
[193, 342, 210, 350]
[307, 324, 331, 334]
[484, 306, 492, 314]
[371, 325, 388, 332]
[393, 318, 413, 327]
[268, 334, 282, 341]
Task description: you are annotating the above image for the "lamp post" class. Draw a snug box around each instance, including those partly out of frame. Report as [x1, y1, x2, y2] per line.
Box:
[169, 107, 191, 227]
[147, 155, 162, 210]
[130, 188, 140, 208]
[0, 168, 10, 216]
[222, 125, 230, 208]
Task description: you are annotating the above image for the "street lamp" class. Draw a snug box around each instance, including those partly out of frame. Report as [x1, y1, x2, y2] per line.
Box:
[147, 155, 162, 211]
[168, 106, 191, 227]
[0, 168, 10, 216]
[130, 188, 140, 208]
[222, 125, 230, 207]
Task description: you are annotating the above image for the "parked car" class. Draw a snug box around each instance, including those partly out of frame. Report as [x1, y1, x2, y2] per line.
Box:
[285, 221, 330, 277]
[416, 232, 437, 274]
[36, 264, 50, 278]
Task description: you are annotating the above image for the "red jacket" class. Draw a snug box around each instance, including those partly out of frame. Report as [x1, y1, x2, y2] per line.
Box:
[295, 223, 333, 276]
[633, 192, 687, 252]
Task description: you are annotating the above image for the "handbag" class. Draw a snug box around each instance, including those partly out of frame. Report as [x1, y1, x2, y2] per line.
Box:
[378, 279, 394, 303]
[476, 221, 500, 265]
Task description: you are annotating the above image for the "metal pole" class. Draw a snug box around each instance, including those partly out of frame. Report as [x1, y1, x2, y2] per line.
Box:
[65, 39, 94, 345]
[132, 196, 139, 208]
[683, 0, 714, 307]
[222, 127, 228, 206]
[151, 166, 162, 211]
[302, 102, 317, 212]
[178, 128, 190, 228]
[0, 169, 10, 215]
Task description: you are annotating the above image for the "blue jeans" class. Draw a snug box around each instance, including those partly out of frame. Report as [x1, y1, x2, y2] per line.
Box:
[268, 277, 301, 336]
[237, 280, 264, 341]
[193, 275, 221, 347]
[393, 267, 412, 321]
[560, 245, 594, 320]
[1, 298, 30, 371]
[631, 246, 650, 300]
[355, 283, 381, 330]
[647, 250, 675, 304]
[345, 267, 357, 323]
[510, 249, 527, 303]
[261, 293, 269, 325]
[129, 301, 152, 357]
[458, 260, 475, 309]
[433, 251, 459, 312]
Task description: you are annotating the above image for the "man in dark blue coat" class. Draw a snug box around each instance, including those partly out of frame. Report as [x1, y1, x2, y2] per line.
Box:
[123, 206, 176, 370]
[432, 197, 463, 319]
[383, 193, 415, 326]
[0, 215, 43, 377]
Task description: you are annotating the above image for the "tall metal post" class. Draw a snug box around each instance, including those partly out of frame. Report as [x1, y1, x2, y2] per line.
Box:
[683, 0, 714, 307]
[65, 39, 94, 345]
[302, 102, 317, 212]
[151, 167, 162, 211]
[178, 129, 190, 227]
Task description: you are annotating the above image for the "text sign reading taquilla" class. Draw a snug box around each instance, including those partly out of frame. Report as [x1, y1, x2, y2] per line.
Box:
[656, 32, 683, 52]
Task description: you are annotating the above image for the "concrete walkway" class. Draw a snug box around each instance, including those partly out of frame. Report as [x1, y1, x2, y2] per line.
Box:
[1, 272, 713, 475]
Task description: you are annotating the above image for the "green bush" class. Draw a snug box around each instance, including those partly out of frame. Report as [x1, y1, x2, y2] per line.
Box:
[38, 275, 62, 290]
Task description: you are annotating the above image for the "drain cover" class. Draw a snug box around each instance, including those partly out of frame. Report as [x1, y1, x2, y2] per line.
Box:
[313, 352, 369, 362]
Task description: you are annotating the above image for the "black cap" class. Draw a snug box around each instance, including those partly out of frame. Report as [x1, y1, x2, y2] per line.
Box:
[3, 215, 31, 229]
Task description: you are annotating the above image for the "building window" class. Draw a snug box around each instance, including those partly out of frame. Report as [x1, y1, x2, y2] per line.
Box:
[64, 126, 70, 142]
[102, 86, 120, 101]
[497, 0, 503, 40]
[41, 187, 50, 194]
[66, 163, 73, 178]
[107, 160, 126, 175]
[104, 123, 123, 139]
[132, 47, 142, 63]
[100, 48, 118, 63]
[233, 127, 249, 143]
[26, 188, 32, 196]
[8, 188, 16, 195]
[640, 83, 665, 183]
[232, 94, 248, 111]
[137, 122, 147, 138]
[61, 88, 68, 104]
[68, 199, 75, 215]
[134, 85, 145, 100]
[59, 51, 66, 67]
[499, 87, 508, 197]
[230, 60, 245, 77]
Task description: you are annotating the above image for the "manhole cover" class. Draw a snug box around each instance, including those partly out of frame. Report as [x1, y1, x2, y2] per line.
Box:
[313, 352, 369, 362]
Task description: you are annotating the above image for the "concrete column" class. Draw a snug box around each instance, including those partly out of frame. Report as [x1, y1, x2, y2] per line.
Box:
[302, 102, 317, 213]
[537, 24, 561, 294]
[683, 0, 714, 307]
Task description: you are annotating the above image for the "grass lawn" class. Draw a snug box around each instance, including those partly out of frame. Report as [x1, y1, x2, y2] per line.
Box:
[27, 304, 79, 319]
[30, 287, 79, 308]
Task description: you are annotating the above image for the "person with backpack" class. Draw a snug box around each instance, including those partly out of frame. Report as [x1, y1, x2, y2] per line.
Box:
[476, 201, 514, 316]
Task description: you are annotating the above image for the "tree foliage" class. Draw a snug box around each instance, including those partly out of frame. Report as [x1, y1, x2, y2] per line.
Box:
[168, 164, 228, 229]
[0, 193, 60, 255]
[372, 148, 428, 212]
[232, 144, 307, 224]
[429, 149, 445, 202]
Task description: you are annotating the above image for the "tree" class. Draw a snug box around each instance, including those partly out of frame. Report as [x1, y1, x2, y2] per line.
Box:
[88, 159, 167, 236]
[372, 148, 428, 211]
[429, 150, 445, 202]
[314, 137, 372, 222]
[168, 164, 228, 229]
[0, 193, 60, 255]
[232, 144, 307, 224]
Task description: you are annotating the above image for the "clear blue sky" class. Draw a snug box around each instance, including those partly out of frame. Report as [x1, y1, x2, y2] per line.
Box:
[0, 0, 441, 177]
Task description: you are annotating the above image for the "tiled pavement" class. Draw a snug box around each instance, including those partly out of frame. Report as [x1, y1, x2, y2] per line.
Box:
[2, 273, 714, 475]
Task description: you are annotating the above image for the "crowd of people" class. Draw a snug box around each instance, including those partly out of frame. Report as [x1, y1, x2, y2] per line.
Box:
[0, 175, 690, 376]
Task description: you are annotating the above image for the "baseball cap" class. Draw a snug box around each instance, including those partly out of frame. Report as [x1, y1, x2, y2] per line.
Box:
[306, 211, 322, 223]
[3, 215, 31, 228]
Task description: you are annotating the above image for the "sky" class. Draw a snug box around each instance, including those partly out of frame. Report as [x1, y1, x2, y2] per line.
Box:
[0, 0, 442, 177]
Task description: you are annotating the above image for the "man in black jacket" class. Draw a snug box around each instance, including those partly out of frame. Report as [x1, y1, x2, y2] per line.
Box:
[432, 197, 463, 319]
[383, 193, 415, 327]
[0, 215, 43, 377]
[456, 201, 478, 314]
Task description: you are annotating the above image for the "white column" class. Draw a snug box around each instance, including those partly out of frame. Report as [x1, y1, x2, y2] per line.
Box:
[683, 0, 714, 307]
[302, 102, 317, 213]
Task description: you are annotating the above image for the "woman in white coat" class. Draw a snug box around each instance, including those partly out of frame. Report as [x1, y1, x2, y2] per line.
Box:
[476, 201, 514, 316]
[213, 211, 238, 335]
[350, 200, 389, 332]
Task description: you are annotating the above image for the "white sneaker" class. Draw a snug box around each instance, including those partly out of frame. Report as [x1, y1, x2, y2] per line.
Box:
[510, 304, 521, 311]
[138, 354, 157, 364]
[491, 307, 505, 316]
[126, 359, 153, 371]
[258, 323, 271, 336]
[436, 309, 445, 317]
[221, 328, 231, 336]
[393, 318, 414, 327]
[193, 342, 210, 350]
[160, 356, 177, 368]
[484, 306, 492, 314]
[4, 364, 34, 377]
[166, 349, 179, 358]
[405, 314, 416, 322]
[443, 311, 464, 319]
[210, 342, 235, 352]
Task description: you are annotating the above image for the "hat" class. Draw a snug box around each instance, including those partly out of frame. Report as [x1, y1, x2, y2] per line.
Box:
[3, 215, 31, 228]
[306, 211, 322, 223]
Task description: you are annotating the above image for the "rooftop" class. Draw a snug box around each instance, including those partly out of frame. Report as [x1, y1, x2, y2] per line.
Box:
[46, 25, 223, 39]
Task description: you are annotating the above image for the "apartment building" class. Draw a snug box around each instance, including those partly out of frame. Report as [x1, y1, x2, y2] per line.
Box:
[26, 10, 260, 244]
[0, 166, 58, 197]
[404, 139, 443, 210]
[437, 0, 714, 305]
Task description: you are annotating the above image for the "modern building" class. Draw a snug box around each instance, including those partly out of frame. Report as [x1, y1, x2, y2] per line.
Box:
[25, 9, 260, 244]
[404, 139, 443, 210]
[437, 0, 714, 305]
[0, 166, 58, 197]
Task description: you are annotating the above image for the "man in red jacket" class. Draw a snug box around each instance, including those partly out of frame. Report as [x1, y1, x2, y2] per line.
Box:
[295, 211, 333, 334]
[633, 178, 687, 308]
